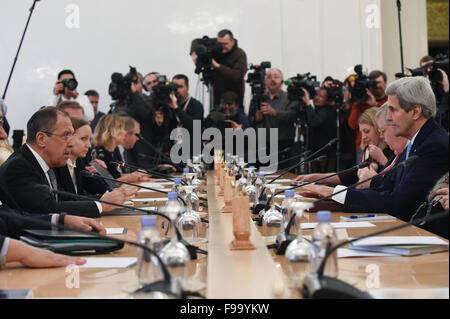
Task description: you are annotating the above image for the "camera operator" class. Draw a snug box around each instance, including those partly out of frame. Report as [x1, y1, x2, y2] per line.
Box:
[143, 72, 160, 96]
[248, 68, 298, 167]
[47, 69, 94, 122]
[347, 70, 388, 163]
[299, 85, 337, 172]
[170, 74, 204, 135]
[419, 55, 449, 131]
[210, 29, 248, 108]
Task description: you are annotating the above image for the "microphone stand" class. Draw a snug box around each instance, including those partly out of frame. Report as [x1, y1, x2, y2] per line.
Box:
[40, 183, 203, 260]
[2, 0, 40, 100]
[136, 134, 183, 171]
[268, 138, 337, 185]
[303, 210, 449, 299]
[0, 205, 184, 298]
[397, 0, 405, 75]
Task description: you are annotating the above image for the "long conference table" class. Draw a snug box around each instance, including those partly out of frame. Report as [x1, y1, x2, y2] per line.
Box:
[0, 171, 448, 299]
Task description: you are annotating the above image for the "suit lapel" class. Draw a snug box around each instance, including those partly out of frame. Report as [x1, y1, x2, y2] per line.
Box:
[19, 145, 50, 186]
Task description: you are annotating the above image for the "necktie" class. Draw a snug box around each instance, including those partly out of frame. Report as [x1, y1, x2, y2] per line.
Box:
[47, 168, 59, 201]
[380, 154, 400, 175]
[405, 141, 412, 160]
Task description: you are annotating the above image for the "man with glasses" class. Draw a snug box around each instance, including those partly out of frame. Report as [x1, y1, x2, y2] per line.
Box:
[0, 107, 137, 218]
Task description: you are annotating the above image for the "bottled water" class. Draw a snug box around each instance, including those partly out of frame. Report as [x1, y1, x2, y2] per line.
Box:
[312, 211, 338, 277]
[254, 172, 265, 200]
[172, 177, 182, 194]
[280, 190, 295, 232]
[136, 216, 164, 288]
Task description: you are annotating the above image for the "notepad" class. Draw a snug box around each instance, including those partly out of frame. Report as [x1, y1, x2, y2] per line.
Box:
[337, 248, 396, 258]
[78, 257, 137, 269]
[132, 197, 167, 202]
[349, 236, 449, 256]
[137, 182, 166, 189]
[274, 194, 303, 199]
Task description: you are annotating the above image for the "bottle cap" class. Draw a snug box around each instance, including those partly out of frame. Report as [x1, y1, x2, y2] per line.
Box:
[183, 167, 189, 173]
[285, 190, 295, 198]
[174, 177, 181, 184]
[168, 192, 178, 200]
[317, 210, 332, 223]
[141, 216, 156, 228]
[257, 172, 265, 178]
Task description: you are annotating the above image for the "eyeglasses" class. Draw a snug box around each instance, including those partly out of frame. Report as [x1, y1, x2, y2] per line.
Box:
[42, 131, 74, 141]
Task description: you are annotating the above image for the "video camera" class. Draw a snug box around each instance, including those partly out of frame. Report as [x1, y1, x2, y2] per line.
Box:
[58, 78, 78, 94]
[152, 75, 179, 109]
[193, 36, 223, 79]
[348, 64, 377, 103]
[406, 54, 449, 84]
[247, 61, 271, 109]
[325, 79, 344, 105]
[108, 66, 139, 101]
[285, 73, 320, 102]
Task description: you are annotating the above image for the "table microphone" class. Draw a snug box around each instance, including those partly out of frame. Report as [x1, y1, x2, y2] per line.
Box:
[271, 156, 418, 255]
[302, 209, 448, 299]
[135, 133, 183, 171]
[80, 170, 186, 206]
[268, 138, 338, 184]
[111, 161, 183, 185]
[0, 205, 183, 298]
[34, 184, 204, 260]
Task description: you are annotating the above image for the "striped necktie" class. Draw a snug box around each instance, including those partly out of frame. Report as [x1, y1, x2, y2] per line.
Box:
[47, 168, 59, 201]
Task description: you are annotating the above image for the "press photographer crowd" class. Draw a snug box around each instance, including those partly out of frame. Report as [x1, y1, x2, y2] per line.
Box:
[0, 28, 449, 267]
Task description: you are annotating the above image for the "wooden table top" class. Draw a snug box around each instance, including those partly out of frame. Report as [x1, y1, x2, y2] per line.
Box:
[0, 171, 448, 299]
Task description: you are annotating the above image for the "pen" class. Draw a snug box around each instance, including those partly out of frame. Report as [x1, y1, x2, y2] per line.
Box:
[349, 214, 375, 219]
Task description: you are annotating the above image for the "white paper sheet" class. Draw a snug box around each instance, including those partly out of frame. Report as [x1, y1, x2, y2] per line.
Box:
[300, 221, 376, 229]
[351, 236, 449, 246]
[131, 197, 167, 202]
[337, 248, 396, 258]
[78, 257, 137, 269]
[106, 228, 126, 235]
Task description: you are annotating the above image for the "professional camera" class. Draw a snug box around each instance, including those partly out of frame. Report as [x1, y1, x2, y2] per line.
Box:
[325, 79, 344, 105]
[408, 54, 449, 83]
[108, 66, 139, 101]
[152, 75, 179, 109]
[58, 78, 78, 94]
[193, 36, 223, 77]
[285, 73, 320, 101]
[247, 61, 271, 109]
[203, 107, 238, 131]
[348, 64, 377, 103]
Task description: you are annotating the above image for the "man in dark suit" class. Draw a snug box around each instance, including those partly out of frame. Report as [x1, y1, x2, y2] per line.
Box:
[0, 107, 134, 218]
[299, 77, 448, 224]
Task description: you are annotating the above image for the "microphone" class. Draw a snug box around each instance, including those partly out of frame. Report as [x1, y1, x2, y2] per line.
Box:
[252, 139, 338, 216]
[268, 138, 338, 184]
[302, 209, 448, 299]
[111, 161, 183, 185]
[80, 170, 187, 206]
[267, 161, 372, 254]
[0, 205, 183, 298]
[135, 133, 183, 171]
[34, 184, 203, 260]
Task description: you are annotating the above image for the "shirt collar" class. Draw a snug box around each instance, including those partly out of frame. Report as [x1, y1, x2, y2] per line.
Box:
[408, 129, 420, 147]
[26, 144, 50, 174]
[67, 158, 76, 169]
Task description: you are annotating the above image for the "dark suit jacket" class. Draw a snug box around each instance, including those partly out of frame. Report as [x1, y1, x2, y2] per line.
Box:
[53, 158, 107, 198]
[344, 118, 449, 223]
[0, 145, 101, 218]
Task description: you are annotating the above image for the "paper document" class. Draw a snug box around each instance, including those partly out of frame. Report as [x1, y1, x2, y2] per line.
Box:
[132, 197, 167, 202]
[300, 221, 375, 229]
[275, 194, 303, 199]
[352, 236, 449, 246]
[78, 257, 137, 269]
[106, 228, 127, 235]
[337, 248, 396, 258]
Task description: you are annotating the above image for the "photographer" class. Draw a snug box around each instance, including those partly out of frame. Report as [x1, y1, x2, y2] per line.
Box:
[170, 74, 204, 135]
[47, 69, 94, 122]
[347, 70, 388, 163]
[248, 68, 298, 167]
[300, 86, 337, 172]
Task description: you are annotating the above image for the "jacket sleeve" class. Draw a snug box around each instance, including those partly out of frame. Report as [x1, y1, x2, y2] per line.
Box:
[216, 50, 247, 82]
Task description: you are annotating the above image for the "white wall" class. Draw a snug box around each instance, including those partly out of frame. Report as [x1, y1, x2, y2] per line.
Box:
[0, 0, 425, 141]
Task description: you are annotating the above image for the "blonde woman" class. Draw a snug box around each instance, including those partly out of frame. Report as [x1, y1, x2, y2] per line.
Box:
[91, 114, 150, 183]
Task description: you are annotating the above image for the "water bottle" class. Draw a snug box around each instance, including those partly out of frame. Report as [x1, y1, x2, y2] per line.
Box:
[136, 216, 164, 288]
[166, 192, 182, 211]
[182, 167, 190, 184]
[172, 177, 182, 194]
[254, 172, 266, 201]
[312, 211, 338, 277]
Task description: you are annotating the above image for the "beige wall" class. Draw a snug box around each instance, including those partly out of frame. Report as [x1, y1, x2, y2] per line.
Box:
[380, 0, 428, 84]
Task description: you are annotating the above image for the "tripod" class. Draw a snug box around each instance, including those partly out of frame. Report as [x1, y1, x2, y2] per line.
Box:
[294, 103, 310, 174]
